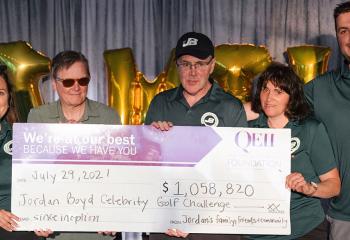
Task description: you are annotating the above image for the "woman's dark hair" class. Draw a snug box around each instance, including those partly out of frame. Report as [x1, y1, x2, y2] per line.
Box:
[0, 65, 18, 124]
[251, 62, 310, 121]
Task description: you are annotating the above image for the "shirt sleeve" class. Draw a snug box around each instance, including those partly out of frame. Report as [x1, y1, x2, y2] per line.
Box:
[144, 95, 162, 125]
[310, 122, 337, 176]
[232, 103, 248, 127]
[27, 108, 42, 123]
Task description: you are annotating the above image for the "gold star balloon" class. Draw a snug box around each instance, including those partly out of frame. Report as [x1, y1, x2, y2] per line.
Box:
[0, 41, 50, 121]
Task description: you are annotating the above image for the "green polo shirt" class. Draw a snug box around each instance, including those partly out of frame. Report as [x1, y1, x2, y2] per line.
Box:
[145, 80, 247, 127]
[27, 98, 120, 124]
[0, 119, 13, 211]
[247, 115, 336, 239]
[304, 61, 350, 221]
[146, 81, 246, 240]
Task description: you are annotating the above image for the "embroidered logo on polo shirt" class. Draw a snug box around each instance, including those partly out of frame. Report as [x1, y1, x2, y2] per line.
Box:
[201, 112, 219, 127]
[4, 140, 13, 155]
[183, 38, 198, 47]
[291, 137, 300, 154]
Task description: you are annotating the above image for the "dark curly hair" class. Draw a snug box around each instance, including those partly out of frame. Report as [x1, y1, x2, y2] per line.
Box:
[251, 62, 310, 121]
[0, 65, 18, 124]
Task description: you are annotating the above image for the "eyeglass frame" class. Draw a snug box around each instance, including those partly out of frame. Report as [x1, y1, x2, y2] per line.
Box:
[55, 76, 90, 88]
[176, 57, 214, 71]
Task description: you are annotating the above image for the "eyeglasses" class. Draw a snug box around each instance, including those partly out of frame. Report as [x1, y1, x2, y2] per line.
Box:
[55, 77, 90, 88]
[176, 58, 213, 71]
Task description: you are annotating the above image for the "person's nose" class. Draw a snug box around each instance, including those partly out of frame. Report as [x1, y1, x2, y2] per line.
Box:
[72, 80, 80, 90]
[189, 65, 197, 76]
[265, 91, 273, 101]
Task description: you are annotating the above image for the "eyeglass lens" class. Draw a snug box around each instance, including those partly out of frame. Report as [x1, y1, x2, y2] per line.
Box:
[59, 77, 90, 88]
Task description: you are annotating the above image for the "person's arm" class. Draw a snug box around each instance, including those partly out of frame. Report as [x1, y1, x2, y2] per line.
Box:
[286, 168, 340, 198]
[286, 120, 340, 198]
[314, 168, 340, 197]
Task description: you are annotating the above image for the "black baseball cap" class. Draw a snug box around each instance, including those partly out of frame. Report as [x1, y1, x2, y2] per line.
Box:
[175, 32, 214, 60]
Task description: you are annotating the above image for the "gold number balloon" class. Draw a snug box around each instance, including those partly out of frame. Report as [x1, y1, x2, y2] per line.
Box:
[287, 45, 331, 83]
[213, 44, 272, 102]
[0, 41, 50, 121]
[104, 48, 180, 125]
[104, 48, 137, 125]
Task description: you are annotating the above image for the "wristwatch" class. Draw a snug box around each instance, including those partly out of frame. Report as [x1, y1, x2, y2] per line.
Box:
[308, 181, 318, 196]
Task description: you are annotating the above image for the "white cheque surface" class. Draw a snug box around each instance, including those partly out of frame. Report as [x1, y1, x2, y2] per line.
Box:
[12, 123, 291, 235]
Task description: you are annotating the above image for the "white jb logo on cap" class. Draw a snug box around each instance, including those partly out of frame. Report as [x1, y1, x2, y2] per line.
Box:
[183, 38, 198, 47]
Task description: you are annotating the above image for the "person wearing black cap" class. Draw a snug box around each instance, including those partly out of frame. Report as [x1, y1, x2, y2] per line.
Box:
[145, 31, 246, 128]
[145, 32, 245, 240]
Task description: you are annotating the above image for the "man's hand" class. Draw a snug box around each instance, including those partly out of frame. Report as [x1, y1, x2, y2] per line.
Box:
[151, 121, 174, 131]
[166, 228, 189, 238]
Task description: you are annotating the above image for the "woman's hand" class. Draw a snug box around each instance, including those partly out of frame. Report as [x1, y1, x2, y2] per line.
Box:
[285, 172, 315, 196]
[0, 210, 53, 237]
[0, 209, 19, 232]
[286, 168, 340, 198]
[165, 228, 189, 238]
[151, 121, 173, 131]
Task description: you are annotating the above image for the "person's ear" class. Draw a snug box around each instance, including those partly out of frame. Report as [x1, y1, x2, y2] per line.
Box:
[51, 78, 57, 91]
[209, 58, 216, 74]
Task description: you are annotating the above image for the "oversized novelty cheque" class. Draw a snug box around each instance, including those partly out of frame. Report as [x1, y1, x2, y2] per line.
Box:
[12, 123, 291, 235]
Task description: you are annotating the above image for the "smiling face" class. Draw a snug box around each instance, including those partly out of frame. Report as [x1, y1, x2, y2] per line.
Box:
[0, 76, 9, 119]
[336, 12, 350, 61]
[177, 55, 215, 101]
[53, 61, 89, 108]
[260, 81, 290, 120]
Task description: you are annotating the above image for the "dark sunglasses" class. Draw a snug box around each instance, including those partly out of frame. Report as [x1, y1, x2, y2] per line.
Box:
[55, 77, 90, 88]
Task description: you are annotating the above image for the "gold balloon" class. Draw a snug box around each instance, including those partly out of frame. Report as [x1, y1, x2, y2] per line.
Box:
[0, 41, 50, 122]
[104, 48, 180, 125]
[287, 45, 331, 83]
[104, 48, 137, 125]
[213, 44, 272, 102]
